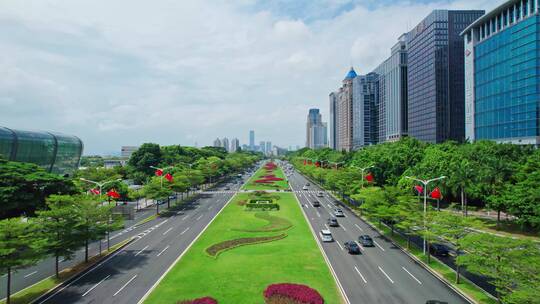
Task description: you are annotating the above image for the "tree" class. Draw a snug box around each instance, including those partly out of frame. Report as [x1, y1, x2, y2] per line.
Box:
[458, 233, 540, 303]
[143, 177, 173, 214]
[128, 143, 162, 175]
[36, 195, 81, 278]
[73, 196, 109, 263]
[0, 218, 45, 304]
[431, 211, 483, 283]
[0, 158, 77, 218]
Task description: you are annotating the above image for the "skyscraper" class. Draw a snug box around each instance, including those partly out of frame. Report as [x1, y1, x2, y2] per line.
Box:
[336, 68, 357, 151]
[266, 141, 272, 154]
[373, 33, 409, 143]
[407, 10, 484, 143]
[306, 108, 328, 149]
[213, 138, 222, 147]
[352, 73, 379, 149]
[222, 137, 229, 152]
[259, 141, 266, 153]
[249, 130, 255, 151]
[230, 138, 240, 152]
[462, 0, 540, 145]
[329, 92, 338, 149]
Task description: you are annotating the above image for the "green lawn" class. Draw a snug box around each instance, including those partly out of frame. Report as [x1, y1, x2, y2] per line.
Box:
[242, 163, 290, 191]
[144, 192, 342, 304]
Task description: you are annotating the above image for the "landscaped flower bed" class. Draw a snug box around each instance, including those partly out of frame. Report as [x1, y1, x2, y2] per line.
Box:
[234, 212, 293, 232]
[177, 296, 218, 304]
[263, 283, 324, 304]
[206, 234, 287, 257]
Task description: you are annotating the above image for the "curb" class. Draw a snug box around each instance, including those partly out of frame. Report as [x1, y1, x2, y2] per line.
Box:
[31, 237, 135, 304]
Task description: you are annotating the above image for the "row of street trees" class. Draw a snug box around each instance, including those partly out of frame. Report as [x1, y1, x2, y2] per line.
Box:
[0, 195, 121, 304]
[290, 138, 540, 304]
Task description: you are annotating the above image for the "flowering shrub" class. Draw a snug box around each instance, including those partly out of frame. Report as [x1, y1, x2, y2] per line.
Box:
[177, 297, 218, 304]
[263, 283, 324, 304]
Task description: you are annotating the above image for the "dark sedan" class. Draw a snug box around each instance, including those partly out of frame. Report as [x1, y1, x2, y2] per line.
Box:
[344, 241, 361, 254]
[358, 235, 374, 247]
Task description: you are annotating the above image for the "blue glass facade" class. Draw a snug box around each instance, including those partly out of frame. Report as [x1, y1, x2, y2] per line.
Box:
[474, 15, 540, 141]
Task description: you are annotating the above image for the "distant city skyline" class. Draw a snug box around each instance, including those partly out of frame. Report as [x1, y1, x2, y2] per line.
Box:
[0, 0, 502, 154]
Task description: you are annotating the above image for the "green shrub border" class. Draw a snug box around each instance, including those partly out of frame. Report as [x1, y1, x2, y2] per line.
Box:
[205, 234, 287, 258]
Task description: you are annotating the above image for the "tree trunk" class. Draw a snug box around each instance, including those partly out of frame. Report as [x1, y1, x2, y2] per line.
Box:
[7, 267, 11, 304]
[407, 234, 410, 250]
[426, 241, 431, 264]
[99, 238, 102, 256]
[85, 239, 89, 263]
[55, 254, 59, 278]
[167, 197, 170, 209]
[461, 187, 465, 216]
[157, 200, 160, 214]
[456, 264, 460, 284]
[464, 191, 468, 217]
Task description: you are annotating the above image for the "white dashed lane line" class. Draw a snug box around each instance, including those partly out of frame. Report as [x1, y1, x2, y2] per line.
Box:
[336, 242, 344, 251]
[134, 245, 149, 257]
[354, 224, 364, 231]
[196, 214, 203, 221]
[373, 240, 386, 252]
[180, 227, 190, 235]
[82, 275, 110, 297]
[24, 271, 37, 278]
[162, 227, 173, 235]
[354, 266, 368, 283]
[113, 275, 137, 297]
[402, 267, 422, 284]
[157, 245, 170, 257]
[378, 266, 394, 284]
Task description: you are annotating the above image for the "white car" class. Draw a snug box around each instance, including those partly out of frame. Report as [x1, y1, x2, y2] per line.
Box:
[316, 191, 324, 197]
[319, 229, 333, 242]
[334, 208, 345, 217]
[302, 186, 308, 190]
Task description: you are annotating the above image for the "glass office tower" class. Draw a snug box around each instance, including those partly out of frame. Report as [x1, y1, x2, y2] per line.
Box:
[463, 0, 540, 145]
[0, 127, 83, 176]
[408, 10, 484, 143]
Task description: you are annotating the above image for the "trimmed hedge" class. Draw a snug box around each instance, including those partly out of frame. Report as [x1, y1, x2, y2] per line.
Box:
[206, 234, 287, 257]
[245, 202, 279, 211]
[264, 283, 324, 304]
[177, 296, 218, 304]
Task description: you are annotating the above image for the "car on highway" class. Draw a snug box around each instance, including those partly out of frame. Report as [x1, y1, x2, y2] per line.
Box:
[302, 185, 308, 190]
[306, 182, 310, 186]
[327, 217, 339, 227]
[312, 201, 320, 207]
[224, 186, 230, 190]
[429, 243, 450, 256]
[334, 208, 344, 217]
[358, 235, 374, 247]
[344, 241, 361, 254]
[319, 229, 333, 242]
[316, 191, 324, 197]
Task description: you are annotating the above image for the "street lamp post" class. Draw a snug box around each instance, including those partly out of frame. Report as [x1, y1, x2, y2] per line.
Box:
[352, 165, 374, 188]
[405, 176, 446, 255]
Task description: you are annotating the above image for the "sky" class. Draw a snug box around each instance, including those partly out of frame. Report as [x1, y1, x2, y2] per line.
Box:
[0, 0, 502, 155]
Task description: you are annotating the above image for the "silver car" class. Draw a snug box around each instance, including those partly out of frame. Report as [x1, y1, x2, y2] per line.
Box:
[319, 229, 333, 242]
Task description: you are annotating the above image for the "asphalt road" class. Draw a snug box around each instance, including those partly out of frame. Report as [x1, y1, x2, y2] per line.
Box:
[0, 204, 157, 300]
[288, 169, 469, 304]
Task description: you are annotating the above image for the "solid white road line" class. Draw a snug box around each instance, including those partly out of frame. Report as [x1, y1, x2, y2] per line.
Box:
[355, 241, 365, 251]
[354, 266, 368, 283]
[336, 242, 344, 251]
[316, 211, 321, 217]
[196, 214, 203, 221]
[341, 225, 347, 231]
[354, 224, 364, 231]
[24, 271, 37, 278]
[162, 227, 173, 235]
[82, 275, 110, 297]
[113, 275, 137, 297]
[373, 240, 386, 252]
[180, 227, 190, 235]
[157, 245, 170, 257]
[378, 266, 394, 284]
[135, 245, 149, 257]
[402, 266, 422, 284]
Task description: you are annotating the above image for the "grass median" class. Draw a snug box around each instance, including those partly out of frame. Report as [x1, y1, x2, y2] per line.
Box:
[144, 191, 343, 304]
[242, 163, 289, 191]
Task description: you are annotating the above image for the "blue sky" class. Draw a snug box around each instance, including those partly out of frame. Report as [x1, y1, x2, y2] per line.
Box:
[0, 0, 500, 155]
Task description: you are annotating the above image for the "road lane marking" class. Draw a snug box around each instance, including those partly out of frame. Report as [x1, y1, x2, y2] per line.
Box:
[162, 227, 173, 235]
[402, 267, 422, 284]
[24, 271, 37, 278]
[378, 266, 394, 284]
[324, 224, 329, 229]
[82, 275, 110, 297]
[180, 227, 190, 235]
[327, 204, 332, 208]
[157, 245, 170, 257]
[373, 240, 385, 251]
[336, 242, 344, 251]
[113, 275, 137, 297]
[354, 224, 363, 231]
[135, 245, 149, 257]
[182, 215, 189, 221]
[341, 225, 347, 231]
[196, 214, 203, 221]
[208, 206, 213, 210]
[354, 266, 368, 283]
[316, 211, 321, 217]
[355, 241, 365, 251]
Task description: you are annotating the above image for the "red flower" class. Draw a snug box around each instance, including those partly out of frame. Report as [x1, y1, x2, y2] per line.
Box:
[263, 283, 324, 304]
[177, 297, 218, 304]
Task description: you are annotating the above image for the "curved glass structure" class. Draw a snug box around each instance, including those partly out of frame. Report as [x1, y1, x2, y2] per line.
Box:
[0, 127, 83, 176]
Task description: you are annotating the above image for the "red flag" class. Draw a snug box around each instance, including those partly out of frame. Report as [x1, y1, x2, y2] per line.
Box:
[315, 161, 320, 167]
[303, 159, 307, 165]
[165, 173, 173, 182]
[414, 185, 423, 194]
[90, 188, 100, 195]
[307, 160, 312, 165]
[365, 173, 374, 182]
[430, 187, 442, 199]
[106, 189, 121, 199]
[155, 169, 163, 176]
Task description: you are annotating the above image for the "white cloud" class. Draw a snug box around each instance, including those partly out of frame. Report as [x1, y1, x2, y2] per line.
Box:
[0, 0, 500, 154]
